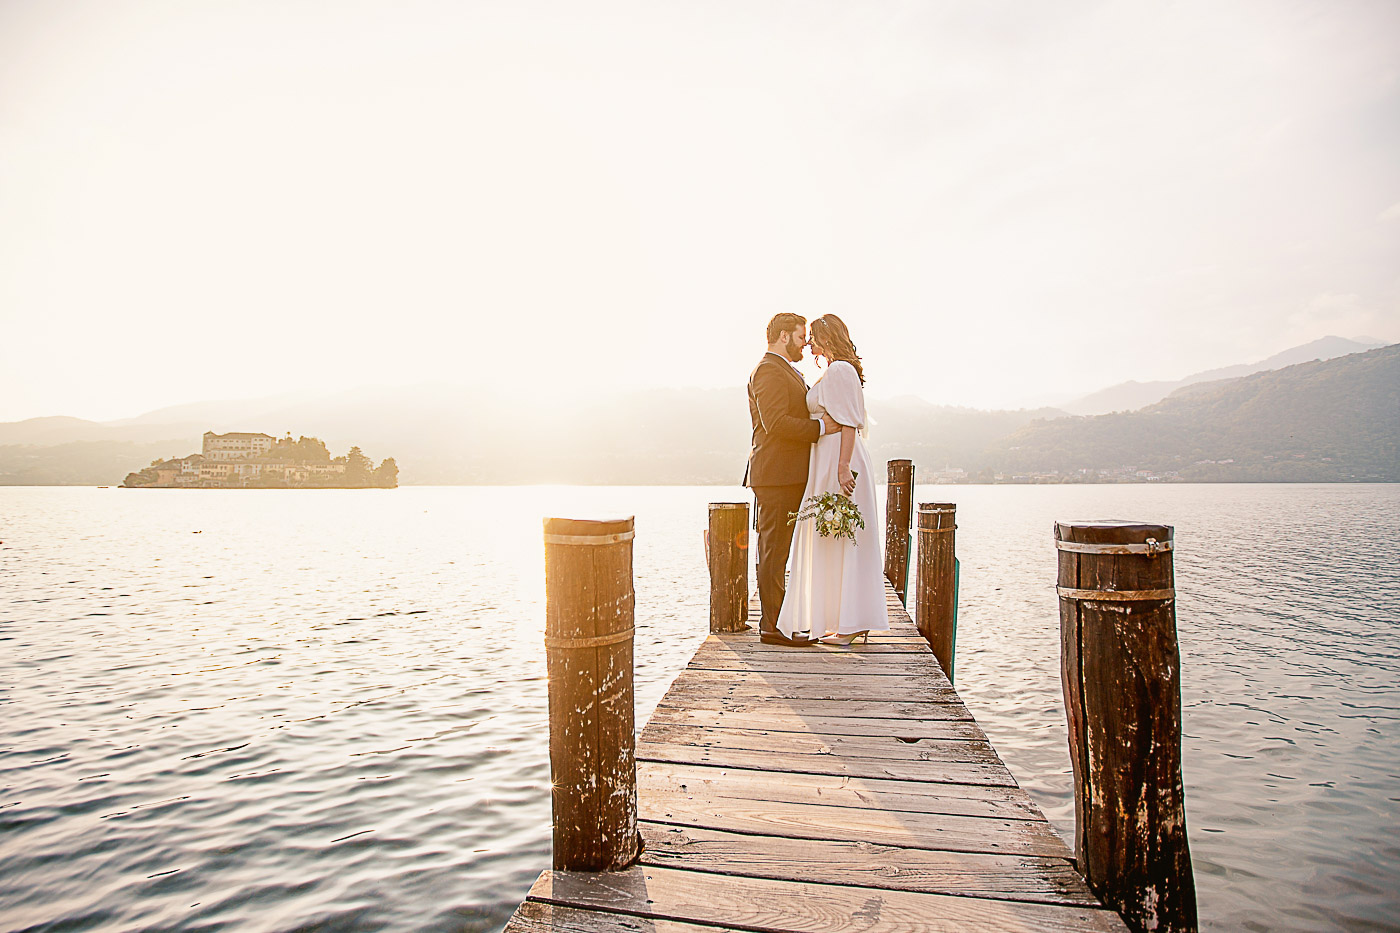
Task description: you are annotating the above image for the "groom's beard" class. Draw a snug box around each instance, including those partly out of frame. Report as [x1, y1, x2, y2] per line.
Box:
[786, 342, 804, 362]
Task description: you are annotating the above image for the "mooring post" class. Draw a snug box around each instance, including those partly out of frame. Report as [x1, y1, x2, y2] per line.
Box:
[542, 516, 641, 872]
[883, 459, 915, 603]
[708, 502, 750, 633]
[915, 502, 957, 683]
[1055, 520, 1197, 933]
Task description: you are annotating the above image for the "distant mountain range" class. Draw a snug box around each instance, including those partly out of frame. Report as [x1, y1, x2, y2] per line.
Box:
[1060, 336, 1385, 415]
[985, 343, 1398, 482]
[0, 338, 1394, 485]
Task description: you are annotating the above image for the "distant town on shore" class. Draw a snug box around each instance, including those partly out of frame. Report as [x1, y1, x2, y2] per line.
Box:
[121, 432, 398, 488]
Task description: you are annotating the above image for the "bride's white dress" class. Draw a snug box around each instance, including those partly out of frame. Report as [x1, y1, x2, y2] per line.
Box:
[777, 361, 887, 638]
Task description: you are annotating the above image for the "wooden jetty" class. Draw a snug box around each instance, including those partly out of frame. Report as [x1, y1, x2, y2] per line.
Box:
[507, 579, 1130, 933]
[518, 467, 1196, 933]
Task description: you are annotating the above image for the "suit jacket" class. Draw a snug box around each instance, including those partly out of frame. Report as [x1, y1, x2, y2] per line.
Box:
[744, 352, 820, 487]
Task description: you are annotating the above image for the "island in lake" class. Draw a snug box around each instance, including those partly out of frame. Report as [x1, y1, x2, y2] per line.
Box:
[121, 432, 398, 488]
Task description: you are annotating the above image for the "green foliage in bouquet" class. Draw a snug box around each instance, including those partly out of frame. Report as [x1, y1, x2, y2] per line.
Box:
[788, 472, 865, 542]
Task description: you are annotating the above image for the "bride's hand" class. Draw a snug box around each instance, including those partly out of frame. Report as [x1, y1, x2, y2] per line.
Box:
[838, 465, 855, 496]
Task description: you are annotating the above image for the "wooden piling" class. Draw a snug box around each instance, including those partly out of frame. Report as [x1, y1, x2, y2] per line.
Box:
[707, 503, 750, 633]
[543, 516, 641, 872]
[883, 459, 915, 603]
[915, 502, 958, 683]
[1056, 520, 1197, 933]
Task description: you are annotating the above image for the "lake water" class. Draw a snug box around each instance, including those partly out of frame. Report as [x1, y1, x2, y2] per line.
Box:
[2, 484, 1398, 932]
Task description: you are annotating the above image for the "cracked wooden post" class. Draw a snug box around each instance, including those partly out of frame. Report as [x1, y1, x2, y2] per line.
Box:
[543, 516, 641, 871]
[915, 502, 957, 683]
[883, 459, 914, 604]
[1056, 520, 1197, 933]
[708, 503, 750, 633]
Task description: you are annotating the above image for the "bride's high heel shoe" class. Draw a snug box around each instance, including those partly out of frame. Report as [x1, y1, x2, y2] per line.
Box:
[819, 630, 870, 646]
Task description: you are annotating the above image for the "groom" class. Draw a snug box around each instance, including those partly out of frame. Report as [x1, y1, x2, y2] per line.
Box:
[744, 313, 839, 647]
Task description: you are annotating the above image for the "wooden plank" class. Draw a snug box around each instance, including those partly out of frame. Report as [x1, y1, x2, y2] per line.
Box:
[661, 683, 959, 705]
[638, 824, 1096, 905]
[686, 654, 948, 676]
[505, 900, 752, 933]
[647, 704, 987, 738]
[637, 760, 1044, 819]
[637, 739, 1019, 786]
[694, 639, 936, 657]
[699, 639, 933, 654]
[651, 695, 975, 721]
[638, 788, 1073, 858]
[718, 632, 928, 645]
[663, 670, 956, 702]
[528, 865, 1130, 932]
[669, 667, 946, 684]
[640, 722, 1001, 762]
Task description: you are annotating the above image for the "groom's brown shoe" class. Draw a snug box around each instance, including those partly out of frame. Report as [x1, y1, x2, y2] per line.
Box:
[759, 630, 817, 647]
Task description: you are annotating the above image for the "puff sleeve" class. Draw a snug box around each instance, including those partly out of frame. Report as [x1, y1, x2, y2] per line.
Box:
[815, 361, 866, 431]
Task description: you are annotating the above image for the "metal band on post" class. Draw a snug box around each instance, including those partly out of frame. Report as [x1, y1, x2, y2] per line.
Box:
[1055, 586, 1176, 602]
[544, 628, 637, 649]
[1055, 538, 1171, 556]
[543, 531, 636, 546]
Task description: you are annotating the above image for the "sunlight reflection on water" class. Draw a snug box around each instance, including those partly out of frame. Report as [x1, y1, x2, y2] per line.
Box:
[2, 484, 1397, 932]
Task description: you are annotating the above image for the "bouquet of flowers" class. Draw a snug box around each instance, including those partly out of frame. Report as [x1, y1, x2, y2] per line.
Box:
[789, 472, 865, 542]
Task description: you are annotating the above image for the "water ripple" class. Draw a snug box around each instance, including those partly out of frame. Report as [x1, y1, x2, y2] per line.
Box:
[2, 484, 1397, 932]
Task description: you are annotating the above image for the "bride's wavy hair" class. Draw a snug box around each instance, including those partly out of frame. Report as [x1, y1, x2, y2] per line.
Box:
[810, 315, 864, 385]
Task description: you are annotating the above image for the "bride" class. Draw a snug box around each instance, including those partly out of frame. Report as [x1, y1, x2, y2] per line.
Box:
[776, 315, 887, 645]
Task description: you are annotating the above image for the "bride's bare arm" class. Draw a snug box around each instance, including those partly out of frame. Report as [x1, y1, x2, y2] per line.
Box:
[838, 427, 856, 494]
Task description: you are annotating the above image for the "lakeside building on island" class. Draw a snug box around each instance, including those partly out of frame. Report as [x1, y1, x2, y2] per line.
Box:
[121, 431, 397, 489]
[202, 431, 275, 461]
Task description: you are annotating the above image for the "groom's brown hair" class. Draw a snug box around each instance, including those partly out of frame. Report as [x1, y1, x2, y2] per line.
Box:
[766, 313, 806, 345]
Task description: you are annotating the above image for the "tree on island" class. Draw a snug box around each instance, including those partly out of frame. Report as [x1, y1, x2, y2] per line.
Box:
[345, 446, 373, 484]
[269, 435, 331, 463]
[374, 457, 398, 488]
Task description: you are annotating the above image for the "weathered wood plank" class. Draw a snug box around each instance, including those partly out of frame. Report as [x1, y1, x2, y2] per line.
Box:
[637, 739, 1019, 785]
[647, 704, 987, 738]
[663, 670, 956, 702]
[660, 684, 959, 706]
[651, 695, 975, 721]
[638, 788, 1073, 858]
[694, 640, 935, 657]
[699, 639, 933, 655]
[505, 900, 752, 933]
[640, 722, 1000, 762]
[669, 666, 945, 683]
[528, 865, 1130, 932]
[639, 824, 1095, 905]
[637, 760, 1044, 819]
[720, 630, 926, 643]
[686, 654, 948, 675]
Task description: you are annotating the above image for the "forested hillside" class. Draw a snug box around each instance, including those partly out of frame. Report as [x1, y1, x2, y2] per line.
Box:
[984, 344, 1399, 481]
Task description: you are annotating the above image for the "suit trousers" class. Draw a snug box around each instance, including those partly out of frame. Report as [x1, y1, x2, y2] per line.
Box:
[752, 483, 807, 632]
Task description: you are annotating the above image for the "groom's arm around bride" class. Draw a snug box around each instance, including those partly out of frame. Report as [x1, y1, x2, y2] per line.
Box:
[743, 313, 836, 645]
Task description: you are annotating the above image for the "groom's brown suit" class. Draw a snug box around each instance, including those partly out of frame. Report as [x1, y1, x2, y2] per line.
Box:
[744, 351, 821, 633]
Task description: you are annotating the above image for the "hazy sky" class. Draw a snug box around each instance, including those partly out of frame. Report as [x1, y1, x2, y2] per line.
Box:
[2, 0, 1397, 422]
